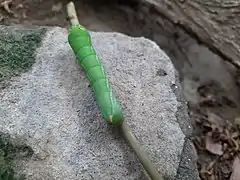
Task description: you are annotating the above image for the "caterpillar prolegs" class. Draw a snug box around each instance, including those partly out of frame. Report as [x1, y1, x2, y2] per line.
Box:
[68, 25, 124, 125]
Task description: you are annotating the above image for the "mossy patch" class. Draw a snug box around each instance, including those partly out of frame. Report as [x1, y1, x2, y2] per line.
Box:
[0, 25, 46, 88]
[0, 25, 43, 179]
[0, 133, 34, 180]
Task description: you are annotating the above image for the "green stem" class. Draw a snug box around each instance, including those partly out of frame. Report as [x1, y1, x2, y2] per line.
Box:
[121, 121, 164, 180]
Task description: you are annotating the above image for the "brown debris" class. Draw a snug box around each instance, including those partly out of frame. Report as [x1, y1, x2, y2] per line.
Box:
[199, 160, 218, 180]
[230, 156, 240, 180]
[234, 117, 240, 125]
[194, 110, 240, 180]
[0, 0, 13, 14]
[52, 2, 62, 13]
[205, 135, 223, 156]
[197, 82, 237, 109]
[199, 94, 220, 107]
[194, 80, 240, 180]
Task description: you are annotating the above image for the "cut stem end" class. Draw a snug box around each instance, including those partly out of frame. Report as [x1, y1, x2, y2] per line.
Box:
[66, 1, 79, 26]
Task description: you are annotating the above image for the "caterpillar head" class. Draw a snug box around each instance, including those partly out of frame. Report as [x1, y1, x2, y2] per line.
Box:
[67, 24, 91, 54]
[68, 24, 88, 35]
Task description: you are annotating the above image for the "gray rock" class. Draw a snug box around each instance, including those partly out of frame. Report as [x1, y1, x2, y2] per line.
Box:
[0, 26, 198, 179]
[172, 70, 200, 180]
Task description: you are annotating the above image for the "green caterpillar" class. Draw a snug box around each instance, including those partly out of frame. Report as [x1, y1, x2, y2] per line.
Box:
[67, 24, 124, 125]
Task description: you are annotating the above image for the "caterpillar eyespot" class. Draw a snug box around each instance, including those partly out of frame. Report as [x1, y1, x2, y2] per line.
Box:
[67, 24, 124, 125]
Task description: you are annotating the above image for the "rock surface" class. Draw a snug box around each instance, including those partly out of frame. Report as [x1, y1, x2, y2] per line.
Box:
[0, 25, 199, 179]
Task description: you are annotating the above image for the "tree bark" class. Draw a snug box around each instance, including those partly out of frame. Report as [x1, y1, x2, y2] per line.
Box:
[140, 0, 240, 68]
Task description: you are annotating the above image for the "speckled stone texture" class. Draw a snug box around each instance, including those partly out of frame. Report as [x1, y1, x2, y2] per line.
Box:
[0, 26, 199, 180]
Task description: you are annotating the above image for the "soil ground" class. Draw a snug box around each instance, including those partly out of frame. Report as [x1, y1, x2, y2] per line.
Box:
[0, 0, 136, 32]
[1, 0, 240, 179]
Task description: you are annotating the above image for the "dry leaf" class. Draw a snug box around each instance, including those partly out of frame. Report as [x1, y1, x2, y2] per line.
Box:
[230, 156, 240, 180]
[207, 113, 224, 127]
[52, 2, 62, 12]
[200, 160, 217, 180]
[16, 3, 23, 9]
[199, 94, 219, 106]
[234, 117, 240, 125]
[205, 136, 223, 156]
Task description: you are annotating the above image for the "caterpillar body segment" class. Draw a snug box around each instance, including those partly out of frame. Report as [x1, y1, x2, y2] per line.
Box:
[68, 24, 124, 125]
